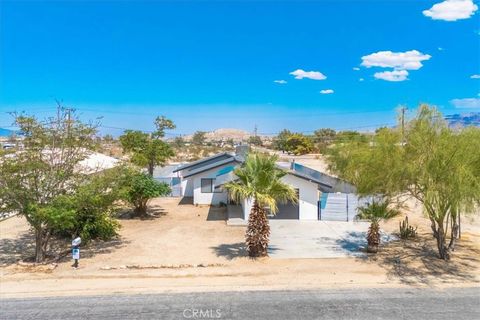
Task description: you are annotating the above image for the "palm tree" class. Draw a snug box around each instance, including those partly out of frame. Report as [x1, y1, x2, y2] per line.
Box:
[356, 199, 400, 253]
[225, 152, 298, 257]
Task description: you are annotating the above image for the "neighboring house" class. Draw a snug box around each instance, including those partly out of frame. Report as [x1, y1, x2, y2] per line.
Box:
[76, 152, 120, 174]
[174, 147, 363, 221]
[152, 165, 182, 197]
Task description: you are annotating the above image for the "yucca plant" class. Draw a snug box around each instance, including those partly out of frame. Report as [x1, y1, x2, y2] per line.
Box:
[225, 152, 298, 257]
[357, 199, 400, 253]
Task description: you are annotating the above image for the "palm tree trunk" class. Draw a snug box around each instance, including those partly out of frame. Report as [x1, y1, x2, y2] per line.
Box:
[367, 221, 380, 253]
[245, 198, 270, 257]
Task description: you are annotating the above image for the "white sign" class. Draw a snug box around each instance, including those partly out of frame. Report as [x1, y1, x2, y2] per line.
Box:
[72, 237, 81, 246]
[72, 248, 80, 260]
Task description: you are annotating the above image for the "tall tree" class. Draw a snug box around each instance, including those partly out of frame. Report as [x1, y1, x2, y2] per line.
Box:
[272, 129, 292, 153]
[0, 108, 97, 262]
[153, 115, 176, 139]
[119, 116, 175, 176]
[225, 153, 297, 257]
[328, 105, 480, 260]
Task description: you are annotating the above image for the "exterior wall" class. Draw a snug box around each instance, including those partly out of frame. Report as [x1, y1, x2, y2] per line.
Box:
[191, 164, 236, 205]
[181, 178, 194, 197]
[242, 173, 319, 221]
[281, 174, 319, 220]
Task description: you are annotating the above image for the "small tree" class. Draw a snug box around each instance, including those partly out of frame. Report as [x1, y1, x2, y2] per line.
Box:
[192, 131, 207, 146]
[247, 135, 263, 146]
[314, 128, 336, 153]
[0, 108, 97, 262]
[272, 129, 292, 153]
[172, 136, 186, 148]
[356, 199, 400, 253]
[124, 172, 171, 216]
[120, 116, 175, 176]
[285, 133, 314, 155]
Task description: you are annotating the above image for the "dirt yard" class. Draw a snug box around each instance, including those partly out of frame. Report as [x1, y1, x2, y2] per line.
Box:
[1, 196, 479, 298]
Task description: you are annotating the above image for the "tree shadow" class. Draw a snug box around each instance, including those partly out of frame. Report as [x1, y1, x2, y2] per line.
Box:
[116, 206, 167, 220]
[358, 232, 480, 285]
[211, 242, 247, 260]
[0, 232, 35, 266]
[335, 231, 367, 254]
[55, 237, 130, 263]
[0, 230, 129, 266]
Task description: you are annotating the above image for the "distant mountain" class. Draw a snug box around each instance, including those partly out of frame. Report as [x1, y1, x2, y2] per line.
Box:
[184, 128, 253, 142]
[444, 112, 480, 128]
[0, 128, 14, 137]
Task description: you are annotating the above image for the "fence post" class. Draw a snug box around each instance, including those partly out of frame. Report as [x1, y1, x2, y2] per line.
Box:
[346, 194, 349, 222]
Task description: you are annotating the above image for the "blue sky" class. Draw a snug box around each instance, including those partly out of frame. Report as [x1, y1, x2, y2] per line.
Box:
[0, 0, 479, 135]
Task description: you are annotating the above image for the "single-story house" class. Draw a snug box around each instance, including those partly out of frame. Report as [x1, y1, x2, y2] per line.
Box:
[173, 147, 363, 222]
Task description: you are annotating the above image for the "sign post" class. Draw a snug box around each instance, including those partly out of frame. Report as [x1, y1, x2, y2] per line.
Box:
[72, 237, 81, 269]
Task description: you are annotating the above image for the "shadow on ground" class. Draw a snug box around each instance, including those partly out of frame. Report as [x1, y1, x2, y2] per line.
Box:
[359, 232, 480, 285]
[0, 231, 129, 266]
[211, 242, 247, 260]
[116, 206, 168, 220]
[178, 197, 193, 206]
[0, 232, 35, 266]
[336, 231, 367, 253]
[207, 206, 227, 221]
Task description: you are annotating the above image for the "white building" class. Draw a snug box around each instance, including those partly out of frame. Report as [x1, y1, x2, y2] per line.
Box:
[173, 147, 360, 222]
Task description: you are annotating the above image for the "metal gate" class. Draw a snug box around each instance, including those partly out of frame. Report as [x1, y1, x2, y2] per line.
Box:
[319, 193, 371, 221]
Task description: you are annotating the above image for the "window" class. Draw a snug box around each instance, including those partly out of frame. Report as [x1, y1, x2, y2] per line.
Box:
[201, 178, 223, 193]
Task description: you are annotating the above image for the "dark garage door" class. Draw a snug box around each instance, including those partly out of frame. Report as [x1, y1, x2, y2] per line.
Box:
[268, 202, 299, 220]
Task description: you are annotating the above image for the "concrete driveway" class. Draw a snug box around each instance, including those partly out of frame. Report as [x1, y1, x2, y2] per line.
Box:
[268, 220, 372, 259]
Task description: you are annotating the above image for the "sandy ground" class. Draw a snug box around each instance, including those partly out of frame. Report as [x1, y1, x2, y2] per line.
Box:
[1, 194, 479, 299]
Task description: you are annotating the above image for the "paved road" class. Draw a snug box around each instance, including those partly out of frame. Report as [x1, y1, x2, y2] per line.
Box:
[2, 287, 479, 320]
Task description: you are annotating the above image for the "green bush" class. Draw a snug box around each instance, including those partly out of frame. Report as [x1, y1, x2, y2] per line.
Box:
[123, 172, 171, 216]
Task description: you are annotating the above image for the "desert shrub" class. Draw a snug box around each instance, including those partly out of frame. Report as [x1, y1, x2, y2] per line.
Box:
[399, 216, 417, 239]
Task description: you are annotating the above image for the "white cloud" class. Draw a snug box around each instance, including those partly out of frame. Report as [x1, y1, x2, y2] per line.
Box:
[289, 69, 327, 80]
[359, 78, 365, 81]
[353, 67, 360, 71]
[320, 89, 334, 94]
[423, 0, 478, 21]
[274, 80, 287, 84]
[450, 98, 480, 108]
[438, 47, 444, 51]
[361, 50, 431, 70]
[374, 70, 409, 82]
[470, 74, 480, 79]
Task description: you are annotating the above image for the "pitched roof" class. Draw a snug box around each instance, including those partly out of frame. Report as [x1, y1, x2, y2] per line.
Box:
[173, 152, 234, 173]
[177, 152, 355, 193]
[290, 163, 356, 193]
[182, 156, 243, 178]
